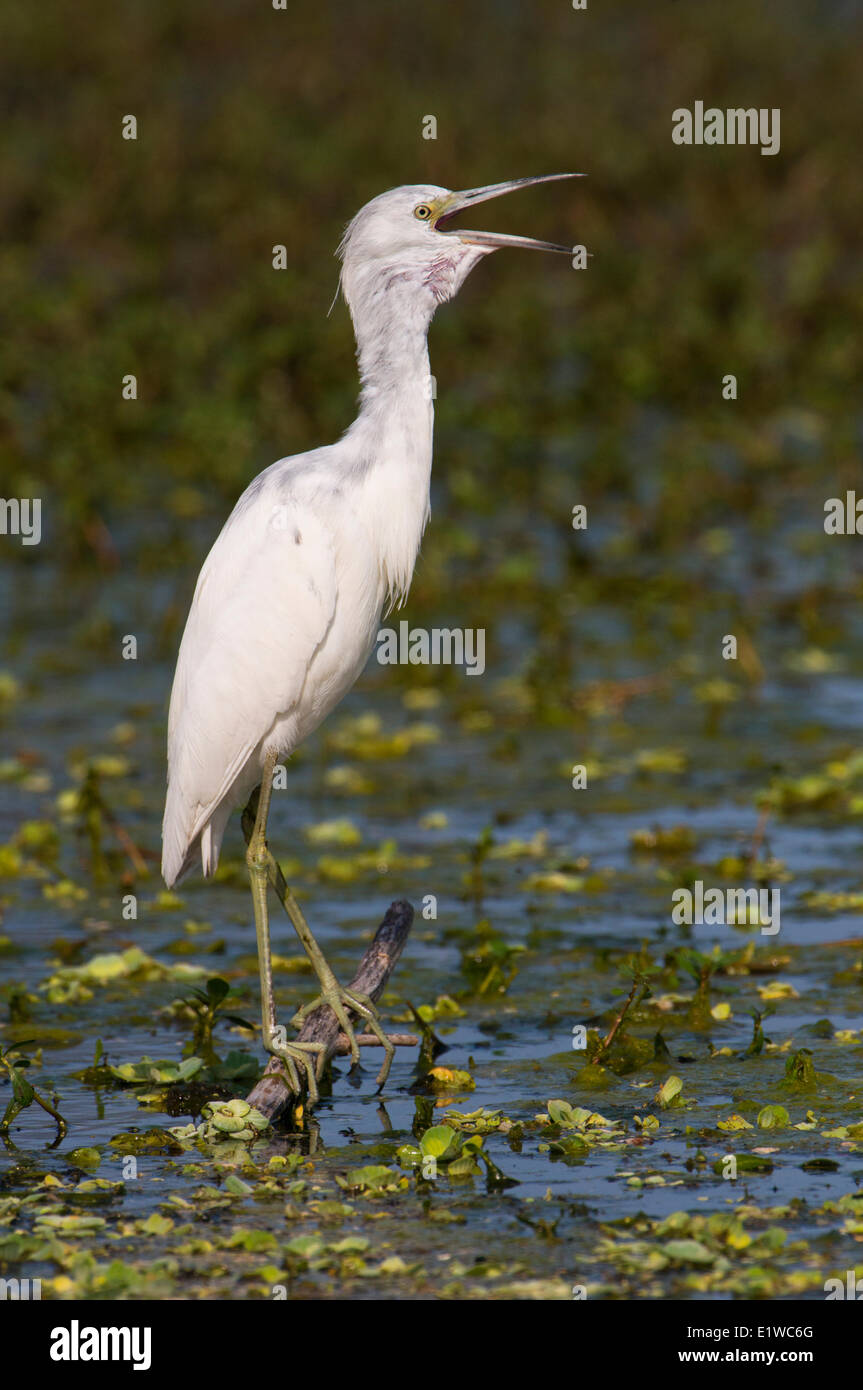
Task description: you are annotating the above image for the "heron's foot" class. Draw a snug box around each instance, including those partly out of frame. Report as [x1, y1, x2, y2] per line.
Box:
[264, 1031, 326, 1106]
[291, 986, 396, 1090]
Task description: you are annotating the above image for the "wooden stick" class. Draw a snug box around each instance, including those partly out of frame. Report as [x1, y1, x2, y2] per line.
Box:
[331, 1033, 417, 1052]
[246, 898, 415, 1122]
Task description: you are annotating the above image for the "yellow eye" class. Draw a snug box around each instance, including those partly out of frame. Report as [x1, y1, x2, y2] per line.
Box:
[414, 203, 434, 221]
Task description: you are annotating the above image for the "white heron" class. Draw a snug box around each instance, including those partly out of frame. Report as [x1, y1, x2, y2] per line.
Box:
[161, 174, 578, 1103]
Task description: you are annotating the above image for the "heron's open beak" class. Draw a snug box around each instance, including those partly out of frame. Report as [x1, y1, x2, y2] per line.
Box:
[434, 173, 582, 253]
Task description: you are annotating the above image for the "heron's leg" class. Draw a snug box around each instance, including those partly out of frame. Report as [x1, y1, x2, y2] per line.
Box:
[241, 788, 395, 1090]
[274, 874, 395, 1087]
[245, 751, 324, 1104]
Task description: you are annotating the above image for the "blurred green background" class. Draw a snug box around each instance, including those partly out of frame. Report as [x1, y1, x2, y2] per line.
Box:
[3, 0, 862, 538]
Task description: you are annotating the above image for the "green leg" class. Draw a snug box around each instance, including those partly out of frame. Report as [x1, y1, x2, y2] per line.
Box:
[245, 750, 324, 1104]
[242, 763, 396, 1091]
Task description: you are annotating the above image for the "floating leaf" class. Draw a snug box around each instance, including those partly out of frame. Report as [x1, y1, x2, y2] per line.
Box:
[419, 1126, 462, 1163]
[664, 1239, 715, 1266]
[757, 1105, 790, 1130]
[656, 1075, 683, 1108]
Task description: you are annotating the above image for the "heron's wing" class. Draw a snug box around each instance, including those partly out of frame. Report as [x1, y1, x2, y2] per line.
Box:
[162, 484, 338, 884]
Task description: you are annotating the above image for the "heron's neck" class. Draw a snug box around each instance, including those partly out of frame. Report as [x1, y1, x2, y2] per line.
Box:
[348, 285, 436, 605]
[353, 285, 435, 424]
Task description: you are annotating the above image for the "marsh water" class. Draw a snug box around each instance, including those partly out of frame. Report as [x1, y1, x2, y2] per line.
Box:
[3, 490, 863, 1299]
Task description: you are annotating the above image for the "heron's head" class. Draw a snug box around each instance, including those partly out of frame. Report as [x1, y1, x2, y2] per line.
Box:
[337, 175, 580, 330]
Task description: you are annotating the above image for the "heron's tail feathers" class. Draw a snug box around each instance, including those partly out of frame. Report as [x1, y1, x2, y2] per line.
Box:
[161, 797, 233, 888]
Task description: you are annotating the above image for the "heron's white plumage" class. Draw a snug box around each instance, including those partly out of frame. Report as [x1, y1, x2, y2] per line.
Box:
[162, 414, 432, 886]
[162, 178, 575, 885]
